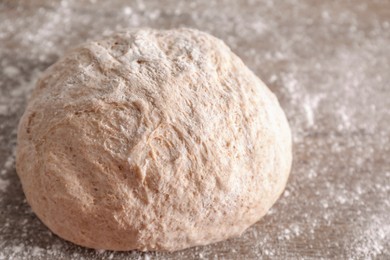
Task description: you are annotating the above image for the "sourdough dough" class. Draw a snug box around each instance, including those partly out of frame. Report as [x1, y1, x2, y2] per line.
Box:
[16, 28, 292, 251]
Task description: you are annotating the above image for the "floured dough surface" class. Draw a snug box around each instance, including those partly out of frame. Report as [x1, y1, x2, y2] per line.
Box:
[16, 28, 292, 251]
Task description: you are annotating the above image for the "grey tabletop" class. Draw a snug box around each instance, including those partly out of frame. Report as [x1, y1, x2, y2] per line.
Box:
[0, 0, 389, 259]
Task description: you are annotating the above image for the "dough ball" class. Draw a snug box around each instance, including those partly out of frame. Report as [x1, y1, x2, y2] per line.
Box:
[16, 28, 292, 251]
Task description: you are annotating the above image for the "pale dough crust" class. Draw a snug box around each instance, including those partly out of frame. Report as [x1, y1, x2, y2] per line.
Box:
[16, 28, 292, 251]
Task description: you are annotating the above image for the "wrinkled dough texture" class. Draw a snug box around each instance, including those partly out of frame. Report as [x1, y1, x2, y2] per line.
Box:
[16, 28, 292, 251]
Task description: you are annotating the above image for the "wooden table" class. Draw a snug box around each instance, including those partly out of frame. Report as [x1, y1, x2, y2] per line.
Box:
[0, 0, 389, 259]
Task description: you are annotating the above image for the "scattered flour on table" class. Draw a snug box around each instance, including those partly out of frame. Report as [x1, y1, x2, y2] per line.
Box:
[348, 218, 390, 259]
[3, 66, 20, 78]
[0, 179, 10, 193]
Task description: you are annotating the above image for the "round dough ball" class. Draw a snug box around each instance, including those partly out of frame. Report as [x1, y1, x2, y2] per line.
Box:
[16, 28, 292, 251]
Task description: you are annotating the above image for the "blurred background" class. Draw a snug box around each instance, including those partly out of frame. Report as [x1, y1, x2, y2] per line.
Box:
[0, 0, 389, 259]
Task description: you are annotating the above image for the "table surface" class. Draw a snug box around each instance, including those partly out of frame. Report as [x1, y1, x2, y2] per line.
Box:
[1, 0, 389, 259]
